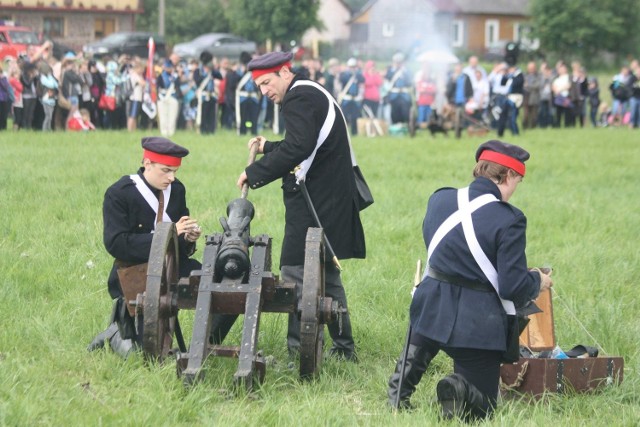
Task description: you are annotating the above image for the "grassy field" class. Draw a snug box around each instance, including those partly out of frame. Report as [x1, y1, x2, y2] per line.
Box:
[1, 126, 639, 426]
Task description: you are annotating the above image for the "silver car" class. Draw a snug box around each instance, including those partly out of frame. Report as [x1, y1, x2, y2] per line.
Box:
[172, 33, 256, 60]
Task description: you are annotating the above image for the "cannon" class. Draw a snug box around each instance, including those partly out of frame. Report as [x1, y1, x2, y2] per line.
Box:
[131, 147, 345, 390]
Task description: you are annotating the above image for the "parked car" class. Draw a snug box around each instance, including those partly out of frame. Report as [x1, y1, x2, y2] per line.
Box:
[172, 33, 256, 60]
[83, 31, 166, 59]
[0, 20, 42, 61]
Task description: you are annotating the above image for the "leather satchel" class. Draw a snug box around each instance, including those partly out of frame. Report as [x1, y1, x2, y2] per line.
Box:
[353, 165, 374, 211]
[115, 261, 148, 317]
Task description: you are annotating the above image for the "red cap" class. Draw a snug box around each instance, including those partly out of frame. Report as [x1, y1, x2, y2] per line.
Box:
[251, 62, 291, 80]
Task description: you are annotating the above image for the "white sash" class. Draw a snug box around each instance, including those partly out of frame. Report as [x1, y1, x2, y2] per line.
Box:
[129, 174, 172, 229]
[426, 186, 515, 315]
[290, 80, 360, 183]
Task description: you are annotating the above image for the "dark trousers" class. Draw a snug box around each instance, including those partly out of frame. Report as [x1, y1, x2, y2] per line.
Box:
[21, 97, 37, 129]
[341, 100, 361, 135]
[239, 100, 259, 135]
[0, 100, 9, 130]
[410, 330, 502, 413]
[200, 99, 218, 134]
[283, 263, 354, 356]
[390, 96, 411, 124]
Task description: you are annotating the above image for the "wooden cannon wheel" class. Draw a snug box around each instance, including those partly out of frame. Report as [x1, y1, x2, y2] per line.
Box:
[142, 222, 179, 362]
[299, 228, 326, 380]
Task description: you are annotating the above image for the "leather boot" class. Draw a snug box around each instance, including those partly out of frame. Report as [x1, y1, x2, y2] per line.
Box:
[437, 373, 491, 421]
[387, 344, 433, 410]
[87, 322, 119, 352]
[108, 330, 137, 359]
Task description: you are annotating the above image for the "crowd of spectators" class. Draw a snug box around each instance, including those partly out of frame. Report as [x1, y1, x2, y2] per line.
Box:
[1, 42, 639, 134]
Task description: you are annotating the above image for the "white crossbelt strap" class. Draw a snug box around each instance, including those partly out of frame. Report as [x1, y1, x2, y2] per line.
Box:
[425, 186, 515, 314]
[290, 80, 360, 183]
[130, 174, 172, 229]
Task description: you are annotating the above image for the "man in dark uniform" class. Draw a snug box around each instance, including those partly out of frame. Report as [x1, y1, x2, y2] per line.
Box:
[387, 140, 553, 420]
[384, 52, 413, 124]
[236, 51, 366, 361]
[338, 58, 365, 135]
[87, 137, 203, 357]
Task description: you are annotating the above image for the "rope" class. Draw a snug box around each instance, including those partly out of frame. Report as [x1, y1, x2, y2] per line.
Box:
[500, 360, 529, 390]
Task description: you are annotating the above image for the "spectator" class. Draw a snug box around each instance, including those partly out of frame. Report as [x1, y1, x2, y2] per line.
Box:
[8, 65, 23, 131]
[102, 60, 123, 129]
[538, 62, 554, 128]
[468, 69, 489, 123]
[522, 61, 541, 129]
[67, 107, 95, 131]
[363, 60, 383, 118]
[587, 77, 601, 128]
[20, 61, 39, 130]
[0, 63, 13, 130]
[88, 60, 104, 128]
[628, 60, 640, 129]
[127, 60, 146, 132]
[385, 52, 413, 124]
[38, 62, 58, 131]
[608, 66, 633, 126]
[414, 61, 438, 127]
[571, 62, 588, 127]
[552, 63, 573, 127]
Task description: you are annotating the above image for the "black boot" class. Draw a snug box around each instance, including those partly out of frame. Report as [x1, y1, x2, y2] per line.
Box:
[387, 344, 433, 410]
[437, 373, 491, 421]
[87, 322, 119, 352]
[108, 330, 137, 359]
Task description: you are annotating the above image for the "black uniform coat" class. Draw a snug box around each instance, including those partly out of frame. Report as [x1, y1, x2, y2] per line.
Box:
[245, 75, 366, 267]
[410, 177, 540, 351]
[103, 168, 196, 299]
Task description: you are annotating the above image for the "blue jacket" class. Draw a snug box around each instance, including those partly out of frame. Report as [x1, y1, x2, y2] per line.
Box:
[410, 177, 540, 351]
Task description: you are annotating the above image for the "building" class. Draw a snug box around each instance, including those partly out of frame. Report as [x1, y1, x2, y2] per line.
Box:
[348, 0, 533, 59]
[0, 0, 143, 50]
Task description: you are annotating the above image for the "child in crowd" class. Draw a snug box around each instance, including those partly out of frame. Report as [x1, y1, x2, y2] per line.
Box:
[67, 108, 95, 131]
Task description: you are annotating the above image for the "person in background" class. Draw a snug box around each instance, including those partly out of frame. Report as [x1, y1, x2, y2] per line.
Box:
[0, 63, 13, 130]
[537, 63, 554, 128]
[67, 107, 95, 131]
[338, 57, 364, 135]
[20, 61, 38, 130]
[387, 140, 552, 421]
[522, 61, 541, 130]
[8, 63, 23, 131]
[385, 52, 413, 124]
[363, 60, 383, 118]
[628, 60, 640, 129]
[414, 61, 437, 127]
[587, 77, 601, 128]
[38, 61, 58, 131]
[126, 60, 146, 132]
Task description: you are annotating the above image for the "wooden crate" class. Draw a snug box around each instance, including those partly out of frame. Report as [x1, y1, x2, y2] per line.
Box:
[500, 289, 624, 397]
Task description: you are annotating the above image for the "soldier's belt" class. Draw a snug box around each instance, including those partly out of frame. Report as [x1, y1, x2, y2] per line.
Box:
[427, 267, 493, 292]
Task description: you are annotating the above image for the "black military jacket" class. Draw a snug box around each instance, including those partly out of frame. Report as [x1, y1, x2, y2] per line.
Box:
[410, 177, 540, 351]
[245, 75, 366, 266]
[102, 168, 194, 298]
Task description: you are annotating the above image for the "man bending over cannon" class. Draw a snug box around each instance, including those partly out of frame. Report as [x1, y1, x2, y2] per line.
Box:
[88, 137, 202, 357]
[236, 52, 367, 361]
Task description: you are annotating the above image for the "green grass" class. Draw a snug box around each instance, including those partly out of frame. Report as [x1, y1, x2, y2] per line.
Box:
[1, 127, 639, 426]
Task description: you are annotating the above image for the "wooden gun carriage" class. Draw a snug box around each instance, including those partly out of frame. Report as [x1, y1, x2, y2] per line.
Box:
[128, 186, 344, 390]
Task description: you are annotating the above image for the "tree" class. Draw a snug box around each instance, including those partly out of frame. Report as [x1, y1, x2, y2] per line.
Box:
[530, 0, 640, 64]
[224, 0, 322, 47]
[137, 0, 230, 46]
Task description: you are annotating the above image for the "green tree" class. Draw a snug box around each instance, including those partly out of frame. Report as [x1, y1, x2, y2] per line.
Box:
[137, 0, 230, 46]
[530, 0, 640, 64]
[224, 0, 322, 47]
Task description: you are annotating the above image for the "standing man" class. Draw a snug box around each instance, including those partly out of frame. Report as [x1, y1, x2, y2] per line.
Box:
[338, 58, 365, 135]
[88, 137, 203, 357]
[387, 140, 553, 421]
[384, 53, 413, 124]
[236, 52, 366, 361]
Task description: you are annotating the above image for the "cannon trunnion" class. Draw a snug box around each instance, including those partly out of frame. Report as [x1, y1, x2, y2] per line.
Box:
[137, 197, 344, 390]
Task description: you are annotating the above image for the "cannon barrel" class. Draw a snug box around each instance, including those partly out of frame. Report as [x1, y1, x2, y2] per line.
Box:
[214, 197, 255, 280]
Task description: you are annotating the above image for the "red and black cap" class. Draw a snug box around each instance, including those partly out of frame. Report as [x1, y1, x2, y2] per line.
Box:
[475, 140, 529, 176]
[141, 136, 189, 167]
[248, 51, 293, 80]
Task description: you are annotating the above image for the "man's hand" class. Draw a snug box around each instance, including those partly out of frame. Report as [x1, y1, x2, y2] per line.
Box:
[533, 268, 554, 292]
[248, 136, 266, 153]
[237, 171, 248, 189]
[176, 216, 201, 242]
